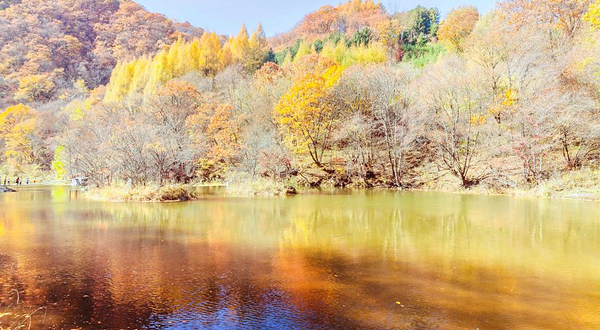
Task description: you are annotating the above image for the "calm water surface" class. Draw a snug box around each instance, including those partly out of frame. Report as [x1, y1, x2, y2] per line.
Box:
[0, 186, 599, 329]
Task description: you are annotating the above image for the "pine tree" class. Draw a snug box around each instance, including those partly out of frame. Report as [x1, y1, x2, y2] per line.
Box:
[199, 32, 224, 77]
[294, 41, 312, 61]
[130, 56, 150, 95]
[231, 25, 250, 62]
[282, 51, 293, 66]
[245, 23, 270, 72]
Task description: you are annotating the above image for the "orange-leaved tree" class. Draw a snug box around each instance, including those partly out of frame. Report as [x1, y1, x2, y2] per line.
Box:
[187, 102, 244, 180]
[438, 6, 479, 52]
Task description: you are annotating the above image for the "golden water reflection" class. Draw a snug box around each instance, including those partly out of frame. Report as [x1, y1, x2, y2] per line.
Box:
[0, 187, 599, 329]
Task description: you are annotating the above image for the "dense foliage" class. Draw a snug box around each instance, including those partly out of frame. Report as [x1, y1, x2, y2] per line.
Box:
[0, 0, 598, 194]
[270, 0, 388, 50]
[0, 0, 203, 105]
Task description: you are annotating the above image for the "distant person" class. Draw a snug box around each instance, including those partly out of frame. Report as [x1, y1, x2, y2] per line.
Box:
[26, 178, 29, 185]
[16, 177, 20, 185]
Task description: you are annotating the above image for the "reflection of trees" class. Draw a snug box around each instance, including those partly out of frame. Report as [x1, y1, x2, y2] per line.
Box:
[0, 190, 599, 328]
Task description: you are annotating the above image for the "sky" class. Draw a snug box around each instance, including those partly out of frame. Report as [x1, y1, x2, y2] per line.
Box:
[136, 0, 497, 37]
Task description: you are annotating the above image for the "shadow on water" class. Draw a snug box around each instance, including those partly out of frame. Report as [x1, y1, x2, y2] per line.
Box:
[0, 187, 599, 329]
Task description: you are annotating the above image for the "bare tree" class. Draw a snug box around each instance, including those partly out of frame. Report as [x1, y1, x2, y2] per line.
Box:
[332, 64, 424, 187]
[553, 89, 599, 170]
[332, 66, 377, 183]
[367, 65, 422, 187]
[421, 56, 494, 187]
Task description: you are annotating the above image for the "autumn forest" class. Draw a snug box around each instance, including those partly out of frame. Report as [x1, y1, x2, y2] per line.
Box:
[2, 2, 600, 328]
[0, 0, 598, 197]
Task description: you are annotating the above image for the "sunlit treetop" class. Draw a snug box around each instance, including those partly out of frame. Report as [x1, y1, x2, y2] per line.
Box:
[497, 0, 593, 38]
[437, 6, 480, 52]
[583, 0, 600, 29]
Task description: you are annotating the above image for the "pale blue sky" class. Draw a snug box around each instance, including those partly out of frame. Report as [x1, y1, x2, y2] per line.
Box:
[136, 0, 497, 37]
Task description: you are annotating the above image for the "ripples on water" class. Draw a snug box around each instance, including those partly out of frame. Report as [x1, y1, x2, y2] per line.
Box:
[0, 186, 599, 329]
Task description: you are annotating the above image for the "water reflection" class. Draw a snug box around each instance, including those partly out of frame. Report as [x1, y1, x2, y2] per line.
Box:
[0, 188, 599, 329]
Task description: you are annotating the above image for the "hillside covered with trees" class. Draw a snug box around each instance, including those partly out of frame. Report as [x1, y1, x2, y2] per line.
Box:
[0, 0, 204, 105]
[0, 0, 598, 198]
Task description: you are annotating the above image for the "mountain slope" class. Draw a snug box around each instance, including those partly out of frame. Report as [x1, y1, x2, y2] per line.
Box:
[0, 0, 203, 105]
[269, 0, 390, 51]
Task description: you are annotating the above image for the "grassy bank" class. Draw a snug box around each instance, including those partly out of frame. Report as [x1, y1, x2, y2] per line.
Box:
[85, 184, 198, 202]
[225, 178, 297, 197]
[414, 168, 600, 201]
[78, 169, 599, 202]
[83, 181, 296, 201]
[516, 169, 600, 201]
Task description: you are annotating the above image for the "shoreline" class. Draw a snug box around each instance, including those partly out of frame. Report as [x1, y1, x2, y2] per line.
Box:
[3, 186, 597, 202]
[410, 187, 600, 202]
[73, 183, 599, 203]
[3, 178, 598, 202]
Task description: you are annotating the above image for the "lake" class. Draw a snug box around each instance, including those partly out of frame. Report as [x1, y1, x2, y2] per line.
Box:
[0, 186, 599, 329]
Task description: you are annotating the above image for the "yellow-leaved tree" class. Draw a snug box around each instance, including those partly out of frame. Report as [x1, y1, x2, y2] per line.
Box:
[320, 41, 387, 66]
[584, 0, 600, 29]
[246, 23, 270, 72]
[275, 56, 344, 168]
[52, 145, 68, 180]
[104, 61, 135, 102]
[294, 41, 314, 62]
[14, 74, 55, 102]
[0, 104, 38, 171]
[105, 32, 229, 102]
[199, 32, 225, 76]
[230, 25, 250, 62]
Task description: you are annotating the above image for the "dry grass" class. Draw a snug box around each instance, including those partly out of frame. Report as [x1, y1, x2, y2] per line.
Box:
[227, 178, 291, 197]
[223, 172, 296, 197]
[1, 290, 46, 330]
[407, 166, 600, 201]
[85, 184, 198, 202]
[527, 168, 600, 200]
[83, 169, 599, 202]
[458, 168, 600, 201]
